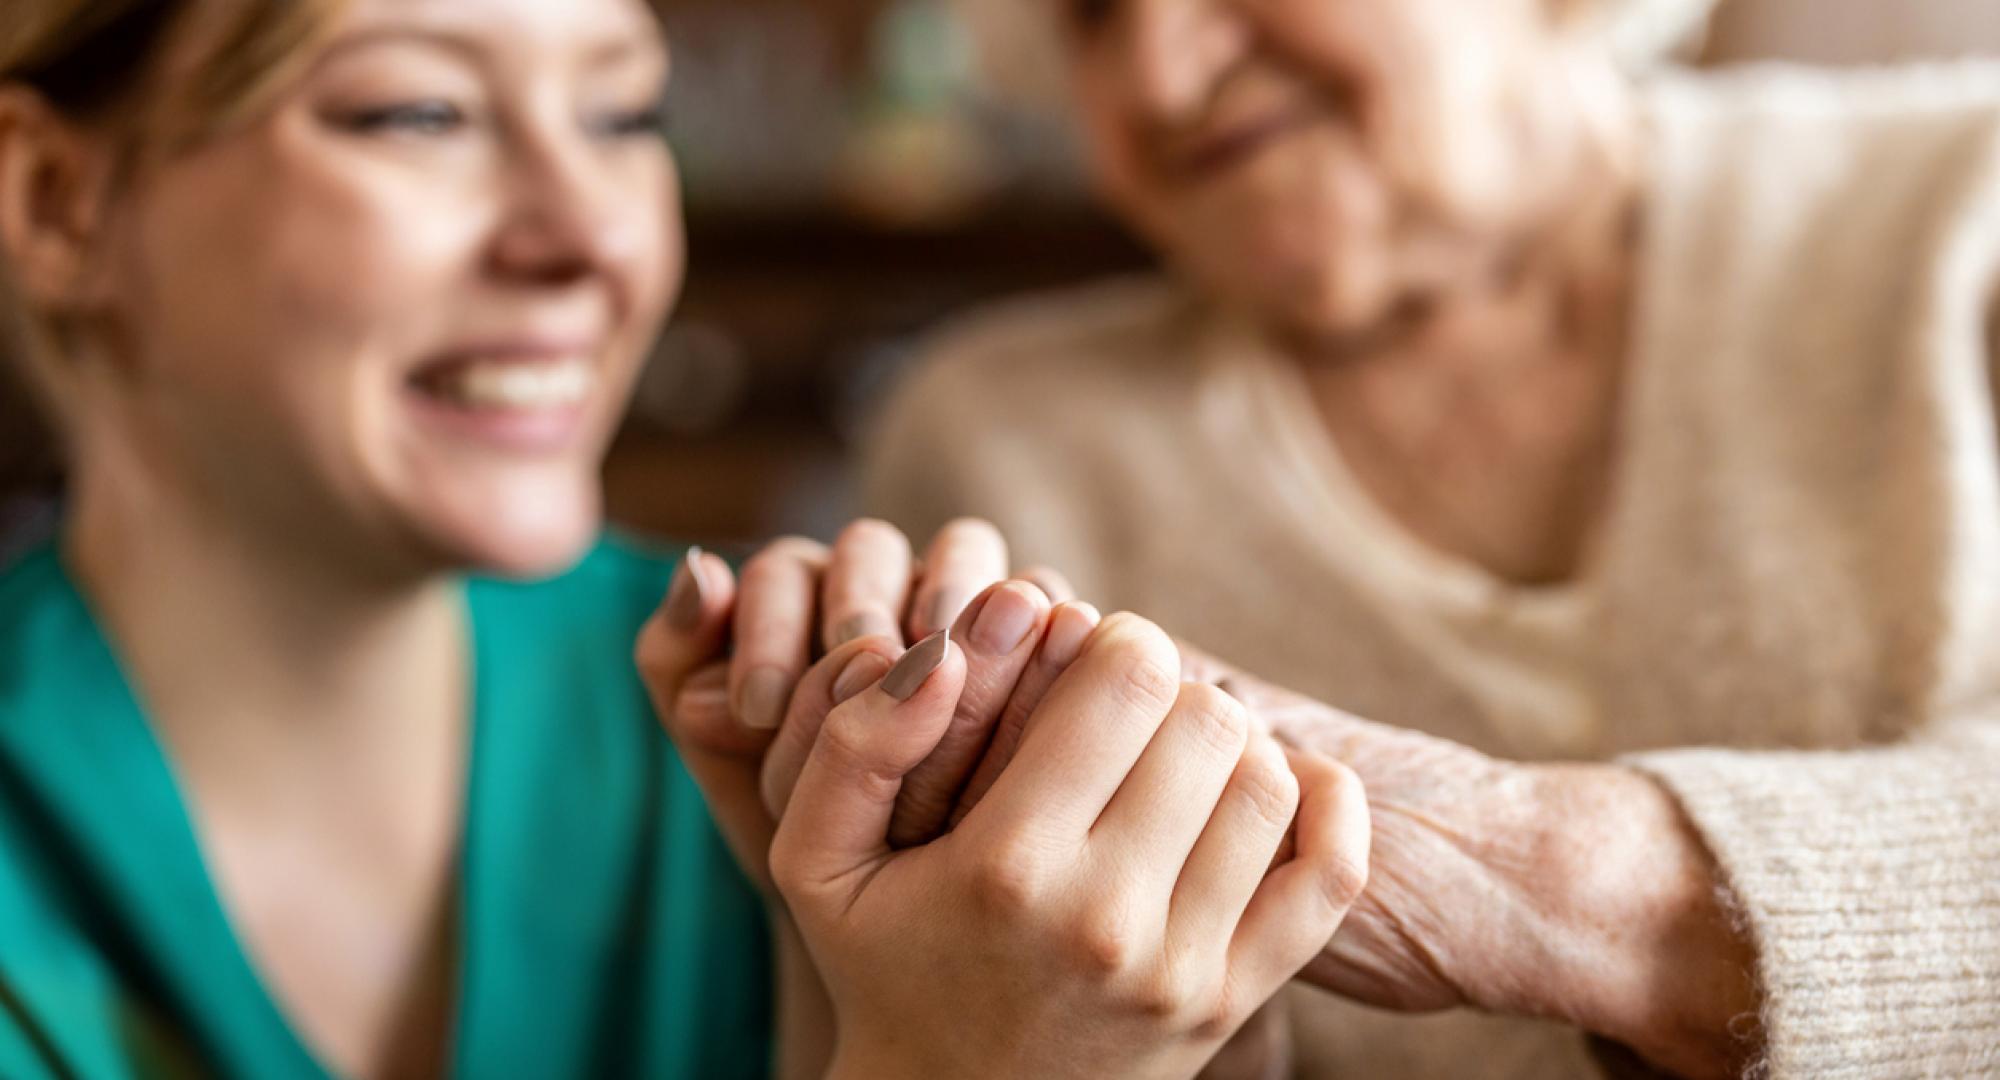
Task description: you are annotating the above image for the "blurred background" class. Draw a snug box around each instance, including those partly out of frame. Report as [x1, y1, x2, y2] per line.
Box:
[3, 0, 1997, 560]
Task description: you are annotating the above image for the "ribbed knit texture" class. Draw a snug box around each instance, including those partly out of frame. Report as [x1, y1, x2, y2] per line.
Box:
[1633, 723, 2000, 1077]
[865, 64, 2000, 1077]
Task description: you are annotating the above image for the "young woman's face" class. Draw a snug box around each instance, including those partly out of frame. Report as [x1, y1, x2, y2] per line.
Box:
[1060, 0, 1588, 342]
[100, 0, 678, 577]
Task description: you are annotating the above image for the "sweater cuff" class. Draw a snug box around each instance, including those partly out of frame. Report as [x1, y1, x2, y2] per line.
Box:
[1625, 723, 2000, 1078]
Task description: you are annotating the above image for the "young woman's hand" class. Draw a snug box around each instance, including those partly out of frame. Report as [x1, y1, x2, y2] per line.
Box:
[635, 519, 1074, 1079]
[635, 517, 1072, 888]
[771, 613, 1371, 1080]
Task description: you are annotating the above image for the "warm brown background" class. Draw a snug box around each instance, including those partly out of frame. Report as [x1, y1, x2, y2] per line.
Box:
[3, 0, 1995, 559]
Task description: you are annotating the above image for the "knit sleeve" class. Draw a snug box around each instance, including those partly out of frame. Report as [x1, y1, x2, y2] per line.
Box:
[1624, 713, 2000, 1077]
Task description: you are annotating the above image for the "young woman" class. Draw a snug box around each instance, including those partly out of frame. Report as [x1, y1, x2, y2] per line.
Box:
[0, 1, 1370, 1077]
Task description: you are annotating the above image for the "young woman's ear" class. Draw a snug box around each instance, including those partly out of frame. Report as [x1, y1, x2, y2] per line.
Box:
[0, 86, 119, 314]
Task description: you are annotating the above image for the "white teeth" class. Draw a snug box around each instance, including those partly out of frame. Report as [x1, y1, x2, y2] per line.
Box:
[431, 359, 594, 410]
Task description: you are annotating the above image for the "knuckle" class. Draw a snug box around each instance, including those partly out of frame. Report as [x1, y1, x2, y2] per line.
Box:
[1115, 656, 1181, 718]
[1323, 848, 1371, 908]
[1087, 616, 1181, 710]
[1069, 907, 1142, 979]
[1175, 683, 1252, 757]
[1095, 614, 1181, 669]
[968, 838, 1051, 915]
[1131, 976, 1188, 1021]
[1187, 996, 1240, 1043]
[814, 706, 905, 803]
[1128, 960, 1218, 1024]
[1235, 739, 1301, 830]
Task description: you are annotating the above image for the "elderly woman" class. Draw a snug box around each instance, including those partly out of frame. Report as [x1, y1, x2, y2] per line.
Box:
[0, 0, 1372, 1077]
[863, 0, 2000, 1075]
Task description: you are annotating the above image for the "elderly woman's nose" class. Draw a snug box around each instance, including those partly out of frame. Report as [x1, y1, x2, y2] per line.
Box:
[1115, 0, 1253, 122]
[490, 136, 646, 287]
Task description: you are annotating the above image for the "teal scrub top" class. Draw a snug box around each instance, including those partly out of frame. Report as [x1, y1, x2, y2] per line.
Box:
[0, 535, 773, 1079]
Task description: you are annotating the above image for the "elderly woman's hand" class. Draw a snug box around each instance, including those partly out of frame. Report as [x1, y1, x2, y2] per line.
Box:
[1214, 671, 1765, 1079]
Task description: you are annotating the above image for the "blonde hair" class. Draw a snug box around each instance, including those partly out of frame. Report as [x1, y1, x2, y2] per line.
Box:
[0, 0, 343, 135]
[0, 0, 347, 492]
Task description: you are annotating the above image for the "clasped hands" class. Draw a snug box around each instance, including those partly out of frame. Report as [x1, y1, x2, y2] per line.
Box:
[637, 520, 1760, 1080]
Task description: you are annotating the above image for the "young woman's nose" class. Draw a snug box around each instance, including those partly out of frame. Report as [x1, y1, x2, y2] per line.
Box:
[488, 124, 645, 291]
[1114, 0, 1252, 125]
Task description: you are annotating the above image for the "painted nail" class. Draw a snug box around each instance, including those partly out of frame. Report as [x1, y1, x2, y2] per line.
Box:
[971, 586, 1036, 654]
[666, 547, 708, 631]
[925, 589, 969, 635]
[831, 612, 900, 648]
[833, 652, 894, 704]
[1041, 603, 1101, 667]
[676, 685, 731, 724]
[882, 630, 950, 702]
[738, 667, 790, 731]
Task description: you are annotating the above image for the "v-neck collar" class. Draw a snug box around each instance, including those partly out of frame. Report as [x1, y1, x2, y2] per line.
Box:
[0, 544, 493, 1080]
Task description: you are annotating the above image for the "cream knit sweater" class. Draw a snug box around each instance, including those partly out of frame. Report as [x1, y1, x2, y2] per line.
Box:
[864, 65, 2000, 1077]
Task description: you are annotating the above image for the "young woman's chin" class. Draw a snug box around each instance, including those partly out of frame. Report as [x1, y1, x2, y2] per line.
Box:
[404, 467, 606, 581]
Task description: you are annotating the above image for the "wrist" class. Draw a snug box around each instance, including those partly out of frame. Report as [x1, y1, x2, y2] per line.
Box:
[1522, 765, 1762, 1078]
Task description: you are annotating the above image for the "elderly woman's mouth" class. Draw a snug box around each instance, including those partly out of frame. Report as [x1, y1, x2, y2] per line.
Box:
[1170, 106, 1322, 181]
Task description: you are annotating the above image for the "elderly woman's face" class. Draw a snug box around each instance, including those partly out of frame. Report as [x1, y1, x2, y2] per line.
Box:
[1062, 0, 1584, 340]
[95, 0, 678, 576]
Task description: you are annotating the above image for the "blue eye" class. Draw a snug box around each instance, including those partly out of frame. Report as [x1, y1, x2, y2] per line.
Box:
[593, 102, 671, 140]
[339, 101, 467, 136]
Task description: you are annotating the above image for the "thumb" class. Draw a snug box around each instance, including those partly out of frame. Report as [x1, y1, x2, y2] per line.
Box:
[770, 630, 964, 908]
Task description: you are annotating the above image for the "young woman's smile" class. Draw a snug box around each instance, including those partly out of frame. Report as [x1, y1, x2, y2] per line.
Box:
[82, 0, 682, 578]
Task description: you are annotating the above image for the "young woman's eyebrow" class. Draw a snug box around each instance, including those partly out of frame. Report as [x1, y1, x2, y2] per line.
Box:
[311, 26, 487, 68]
[310, 24, 667, 75]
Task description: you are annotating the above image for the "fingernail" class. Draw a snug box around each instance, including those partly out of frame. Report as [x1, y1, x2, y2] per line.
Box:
[926, 589, 969, 635]
[882, 630, 950, 702]
[832, 612, 900, 648]
[971, 586, 1036, 654]
[833, 652, 894, 703]
[738, 667, 789, 731]
[666, 547, 707, 631]
[676, 685, 731, 724]
[1042, 603, 1101, 667]
[681, 684, 730, 709]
